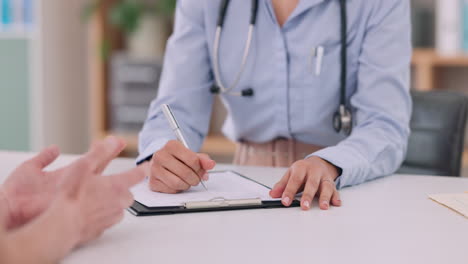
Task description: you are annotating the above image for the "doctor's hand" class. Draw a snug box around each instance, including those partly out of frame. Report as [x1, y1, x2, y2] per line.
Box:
[149, 140, 216, 193]
[269, 156, 342, 211]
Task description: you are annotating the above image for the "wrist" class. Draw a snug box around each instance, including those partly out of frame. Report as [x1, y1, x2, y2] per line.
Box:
[323, 159, 340, 181]
[21, 195, 82, 263]
[306, 156, 340, 181]
[45, 195, 83, 250]
[2, 195, 82, 264]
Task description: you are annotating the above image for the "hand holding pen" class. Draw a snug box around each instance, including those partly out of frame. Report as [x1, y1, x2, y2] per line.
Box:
[147, 104, 216, 194]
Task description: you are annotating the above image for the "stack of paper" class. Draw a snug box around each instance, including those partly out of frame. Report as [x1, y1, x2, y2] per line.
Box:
[132, 171, 279, 207]
[428, 193, 468, 218]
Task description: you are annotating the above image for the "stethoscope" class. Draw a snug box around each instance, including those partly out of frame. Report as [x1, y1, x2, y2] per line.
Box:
[210, 0, 353, 135]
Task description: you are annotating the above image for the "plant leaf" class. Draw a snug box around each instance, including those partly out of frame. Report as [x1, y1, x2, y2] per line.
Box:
[81, 0, 102, 22]
[109, 0, 143, 34]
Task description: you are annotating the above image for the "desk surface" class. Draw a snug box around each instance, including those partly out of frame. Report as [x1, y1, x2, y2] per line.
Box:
[0, 151, 467, 264]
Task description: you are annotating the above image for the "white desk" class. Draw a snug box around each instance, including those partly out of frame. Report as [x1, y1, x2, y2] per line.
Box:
[0, 151, 467, 264]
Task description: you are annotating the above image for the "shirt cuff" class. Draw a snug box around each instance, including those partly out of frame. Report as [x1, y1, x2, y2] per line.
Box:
[136, 138, 171, 164]
[306, 145, 364, 189]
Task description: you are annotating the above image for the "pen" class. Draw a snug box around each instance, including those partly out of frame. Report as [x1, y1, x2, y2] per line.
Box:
[161, 104, 208, 190]
[315, 46, 324, 76]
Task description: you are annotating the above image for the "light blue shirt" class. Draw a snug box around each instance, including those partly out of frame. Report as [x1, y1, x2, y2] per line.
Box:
[138, 0, 412, 189]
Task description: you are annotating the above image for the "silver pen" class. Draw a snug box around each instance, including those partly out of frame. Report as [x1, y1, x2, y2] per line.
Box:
[161, 104, 208, 190]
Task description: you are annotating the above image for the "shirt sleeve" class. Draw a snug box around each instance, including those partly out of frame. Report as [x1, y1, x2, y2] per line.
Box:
[137, 0, 215, 163]
[309, 0, 412, 189]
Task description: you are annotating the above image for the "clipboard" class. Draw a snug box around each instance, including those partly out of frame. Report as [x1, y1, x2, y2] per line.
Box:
[128, 171, 300, 216]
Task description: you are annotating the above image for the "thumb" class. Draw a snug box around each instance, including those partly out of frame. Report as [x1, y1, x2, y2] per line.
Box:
[27, 145, 60, 169]
[110, 163, 148, 190]
[197, 153, 216, 171]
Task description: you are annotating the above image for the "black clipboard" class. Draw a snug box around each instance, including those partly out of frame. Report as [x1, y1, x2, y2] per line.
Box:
[128, 171, 300, 216]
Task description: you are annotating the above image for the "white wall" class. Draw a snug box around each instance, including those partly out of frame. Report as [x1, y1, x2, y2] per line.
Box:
[37, 0, 89, 154]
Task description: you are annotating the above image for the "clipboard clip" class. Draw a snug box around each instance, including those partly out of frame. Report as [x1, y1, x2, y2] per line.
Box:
[184, 197, 262, 209]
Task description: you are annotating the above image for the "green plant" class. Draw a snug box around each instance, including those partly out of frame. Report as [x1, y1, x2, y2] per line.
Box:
[83, 0, 176, 35]
[83, 0, 176, 59]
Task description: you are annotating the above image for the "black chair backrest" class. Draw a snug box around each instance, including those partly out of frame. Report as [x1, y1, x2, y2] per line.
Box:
[398, 91, 468, 177]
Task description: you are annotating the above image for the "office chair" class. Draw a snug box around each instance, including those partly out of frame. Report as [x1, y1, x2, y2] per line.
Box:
[397, 91, 468, 177]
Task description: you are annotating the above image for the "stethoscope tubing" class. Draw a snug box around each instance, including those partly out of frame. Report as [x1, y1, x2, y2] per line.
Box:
[213, 0, 258, 96]
[213, 25, 255, 96]
[211, 0, 352, 135]
[339, 0, 347, 107]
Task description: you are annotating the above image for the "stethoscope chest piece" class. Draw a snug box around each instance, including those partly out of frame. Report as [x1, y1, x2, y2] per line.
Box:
[212, 0, 352, 134]
[333, 104, 353, 136]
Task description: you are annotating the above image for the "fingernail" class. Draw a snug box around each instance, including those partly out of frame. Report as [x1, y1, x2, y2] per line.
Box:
[282, 196, 291, 206]
[105, 136, 121, 150]
[48, 145, 60, 156]
[321, 201, 329, 209]
[202, 173, 209, 181]
[303, 201, 310, 209]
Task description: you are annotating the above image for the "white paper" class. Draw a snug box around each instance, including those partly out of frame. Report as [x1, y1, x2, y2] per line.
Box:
[429, 193, 468, 218]
[436, 0, 461, 55]
[131, 171, 280, 207]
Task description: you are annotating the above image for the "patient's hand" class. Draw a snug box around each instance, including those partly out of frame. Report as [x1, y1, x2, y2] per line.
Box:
[53, 137, 146, 245]
[0, 137, 147, 264]
[1, 146, 63, 229]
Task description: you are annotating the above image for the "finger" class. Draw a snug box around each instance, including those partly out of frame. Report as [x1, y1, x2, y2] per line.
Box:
[26, 145, 60, 169]
[269, 170, 291, 198]
[166, 141, 203, 176]
[331, 189, 342, 207]
[110, 211, 125, 228]
[110, 165, 147, 190]
[318, 180, 335, 210]
[61, 159, 93, 199]
[155, 166, 190, 192]
[282, 166, 307, 207]
[98, 211, 125, 235]
[300, 173, 321, 210]
[149, 177, 178, 194]
[197, 153, 216, 171]
[156, 151, 200, 186]
[193, 155, 212, 181]
[119, 191, 135, 209]
[81, 136, 126, 174]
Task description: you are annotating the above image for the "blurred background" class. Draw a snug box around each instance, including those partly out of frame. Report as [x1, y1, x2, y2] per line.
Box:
[0, 0, 468, 175]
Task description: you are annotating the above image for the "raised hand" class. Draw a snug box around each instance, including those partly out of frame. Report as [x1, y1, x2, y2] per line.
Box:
[0, 137, 147, 264]
[1, 145, 63, 229]
[51, 137, 146, 244]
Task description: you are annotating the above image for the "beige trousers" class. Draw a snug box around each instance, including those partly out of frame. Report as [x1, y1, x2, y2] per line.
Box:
[233, 138, 324, 168]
